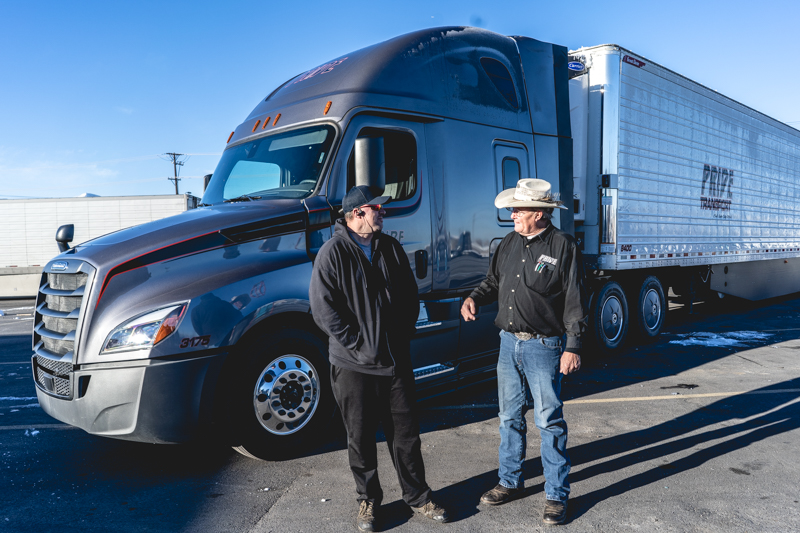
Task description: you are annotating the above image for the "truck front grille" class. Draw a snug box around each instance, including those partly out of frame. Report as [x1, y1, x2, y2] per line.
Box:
[32, 264, 95, 399]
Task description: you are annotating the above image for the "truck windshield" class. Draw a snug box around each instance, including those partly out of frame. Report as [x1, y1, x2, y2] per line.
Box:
[202, 125, 336, 204]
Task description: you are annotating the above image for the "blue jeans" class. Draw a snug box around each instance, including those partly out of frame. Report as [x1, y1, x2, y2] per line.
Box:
[496, 330, 570, 502]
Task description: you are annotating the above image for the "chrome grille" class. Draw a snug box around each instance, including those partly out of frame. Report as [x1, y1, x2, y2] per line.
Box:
[32, 263, 95, 399]
[49, 272, 88, 291]
[35, 366, 71, 396]
[41, 337, 73, 356]
[36, 355, 72, 376]
[45, 294, 82, 313]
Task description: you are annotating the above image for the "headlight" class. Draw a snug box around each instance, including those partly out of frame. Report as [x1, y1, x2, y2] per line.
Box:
[101, 304, 186, 354]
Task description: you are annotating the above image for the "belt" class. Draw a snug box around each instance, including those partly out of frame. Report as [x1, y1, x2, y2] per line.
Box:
[513, 332, 546, 341]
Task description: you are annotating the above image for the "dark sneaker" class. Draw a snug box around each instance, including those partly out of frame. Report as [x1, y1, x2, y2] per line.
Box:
[480, 484, 522, 505]
[412, 500, 449, 523]
[357, 500, 377, 532]
[543, 499, 567, 525]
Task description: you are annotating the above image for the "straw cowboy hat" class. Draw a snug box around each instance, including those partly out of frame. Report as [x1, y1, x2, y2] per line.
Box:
[494, 178, 567, 210]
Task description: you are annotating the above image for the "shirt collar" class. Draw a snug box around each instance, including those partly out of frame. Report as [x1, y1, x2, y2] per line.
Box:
[519, 223, 553, 243]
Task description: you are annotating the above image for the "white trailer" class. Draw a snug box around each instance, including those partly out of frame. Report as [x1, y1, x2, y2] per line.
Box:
[569, 45, 800, 351]
[0, 194, 198, 298]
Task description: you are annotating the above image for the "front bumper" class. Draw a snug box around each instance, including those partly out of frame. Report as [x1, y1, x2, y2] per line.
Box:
[35, 352, 228, 443]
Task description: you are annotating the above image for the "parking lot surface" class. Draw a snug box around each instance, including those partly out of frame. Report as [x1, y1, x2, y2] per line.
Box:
[2, 296, 799, 532]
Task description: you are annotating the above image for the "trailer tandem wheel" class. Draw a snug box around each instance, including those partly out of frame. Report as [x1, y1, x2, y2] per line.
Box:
[632, 275, 666, 339]
[591, 280, 629, 353]
[231, 328, 335, 460]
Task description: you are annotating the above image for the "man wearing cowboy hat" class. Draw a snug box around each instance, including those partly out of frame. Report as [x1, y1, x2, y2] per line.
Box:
[461, 178, 588, 525]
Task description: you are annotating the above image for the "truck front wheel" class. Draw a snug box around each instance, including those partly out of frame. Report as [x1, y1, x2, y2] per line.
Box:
[632, 275, 665, 338]
[231, 328, 335, 460]
[590, 280, 629, 353]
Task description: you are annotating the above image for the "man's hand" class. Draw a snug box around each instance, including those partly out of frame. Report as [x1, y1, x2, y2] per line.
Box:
[560, 351, 581, 375]
[461, 297, 477, 321]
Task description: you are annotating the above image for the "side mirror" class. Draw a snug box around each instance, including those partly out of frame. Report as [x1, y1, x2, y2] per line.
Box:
[354, 137, 385, 191]
[56, 224, 74, 252]
[203, 174, 213, 191]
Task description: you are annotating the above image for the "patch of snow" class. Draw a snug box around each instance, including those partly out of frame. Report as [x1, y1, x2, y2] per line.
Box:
[669, 331, 773, 347]
[0, 397, 37, 401]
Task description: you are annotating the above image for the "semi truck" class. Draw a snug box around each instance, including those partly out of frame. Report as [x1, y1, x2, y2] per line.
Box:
[31, 27, 800, 459]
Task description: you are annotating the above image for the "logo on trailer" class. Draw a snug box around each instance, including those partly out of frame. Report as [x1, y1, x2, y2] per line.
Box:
[568, 61, 585, 72]
[623, 55, 645, 68]
[50, 261, 68, 272]
[700, 164, 734, 219]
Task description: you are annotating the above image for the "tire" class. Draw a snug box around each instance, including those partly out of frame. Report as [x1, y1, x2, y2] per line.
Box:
[231, 328, 335, 460]
[590, 280, 629, 353]
[632, 275, 665, 338]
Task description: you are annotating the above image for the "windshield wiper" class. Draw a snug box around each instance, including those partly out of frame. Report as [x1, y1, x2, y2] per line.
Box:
[223, 194, 263, 203]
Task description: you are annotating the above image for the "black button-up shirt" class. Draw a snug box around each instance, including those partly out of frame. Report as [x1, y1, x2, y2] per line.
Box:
[469, 224, 588, 355]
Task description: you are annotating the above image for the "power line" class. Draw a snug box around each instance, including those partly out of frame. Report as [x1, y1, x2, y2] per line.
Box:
[160, 153, 190, 194]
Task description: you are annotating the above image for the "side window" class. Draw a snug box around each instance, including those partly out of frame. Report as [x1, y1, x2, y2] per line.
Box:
[495, 144, 530, 223]
[347, 128, 417, 203]
[480, 57, 519, 109]
[502, 158, 520, 190]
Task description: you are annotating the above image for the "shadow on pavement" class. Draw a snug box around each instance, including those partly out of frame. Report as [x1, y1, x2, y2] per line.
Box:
[428, 378, 800, 524]
[566, 378, 800, 520]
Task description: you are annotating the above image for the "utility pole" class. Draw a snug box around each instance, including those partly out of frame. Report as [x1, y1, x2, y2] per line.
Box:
[161, 153, 188, 194]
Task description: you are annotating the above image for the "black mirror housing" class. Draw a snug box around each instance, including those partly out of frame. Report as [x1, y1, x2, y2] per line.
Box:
[56, 224, 74, 252]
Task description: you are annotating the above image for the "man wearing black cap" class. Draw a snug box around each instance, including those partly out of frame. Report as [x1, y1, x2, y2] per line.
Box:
[310, 185, 448, 532]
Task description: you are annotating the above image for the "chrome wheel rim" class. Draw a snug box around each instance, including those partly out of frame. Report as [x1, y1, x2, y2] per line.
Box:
[253, 355, 320, 435]
[601, 295, 624, 342]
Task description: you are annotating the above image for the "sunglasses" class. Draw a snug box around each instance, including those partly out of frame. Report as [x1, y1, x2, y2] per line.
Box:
[360, 204, 383, 211]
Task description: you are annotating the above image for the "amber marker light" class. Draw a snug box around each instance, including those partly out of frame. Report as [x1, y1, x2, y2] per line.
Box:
[227, 131, 234, 143]
[252, 119, 261, 132]
[273, 113, 281, 126]
[324, 101, 332, 115]
[262, 117, 271, 129]
[153, 305, 187, 345]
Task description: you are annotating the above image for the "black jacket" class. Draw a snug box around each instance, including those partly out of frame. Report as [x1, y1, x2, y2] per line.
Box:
[310, 219, 419, 376]
[469, 225, 588, 354]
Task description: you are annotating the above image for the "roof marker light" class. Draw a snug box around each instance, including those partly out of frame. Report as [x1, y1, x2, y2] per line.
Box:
[227, 131, 234, 143]
[252, 119, 261, 132]
[273, 114, 281, 126]
[324, 101, 332, 115]
[262, 117, 271, 129]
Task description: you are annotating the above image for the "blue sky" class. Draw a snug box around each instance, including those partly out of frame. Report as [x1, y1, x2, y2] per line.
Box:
[2, 0, 798, 199]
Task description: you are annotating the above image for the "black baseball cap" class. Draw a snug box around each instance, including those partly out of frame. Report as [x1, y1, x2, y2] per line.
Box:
[341, 185, 391, 214]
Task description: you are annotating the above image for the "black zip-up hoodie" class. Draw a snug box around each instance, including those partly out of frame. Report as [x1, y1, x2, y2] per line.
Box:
[310, 219, 419, 376]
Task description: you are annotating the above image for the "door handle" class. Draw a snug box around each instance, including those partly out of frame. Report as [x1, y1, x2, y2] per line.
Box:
[415, 250, 428, 279]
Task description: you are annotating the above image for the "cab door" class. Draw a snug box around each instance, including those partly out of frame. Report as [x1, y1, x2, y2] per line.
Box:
[328, 114, 458, 394]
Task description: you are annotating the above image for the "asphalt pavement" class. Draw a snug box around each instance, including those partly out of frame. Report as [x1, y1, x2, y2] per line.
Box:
[2, 296, 799, 532]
